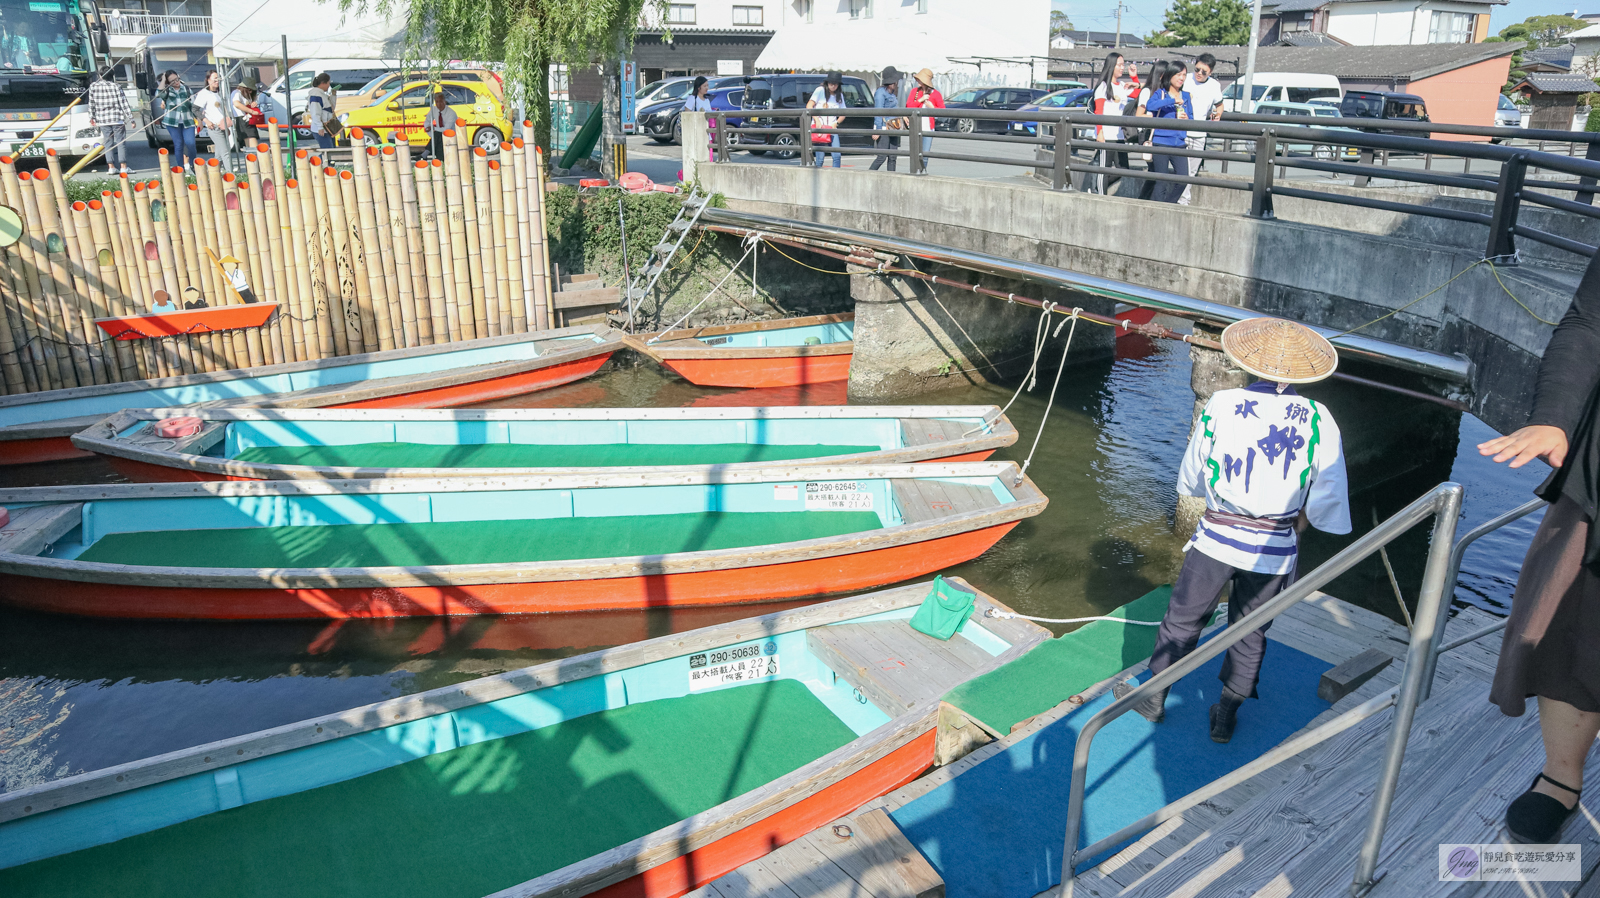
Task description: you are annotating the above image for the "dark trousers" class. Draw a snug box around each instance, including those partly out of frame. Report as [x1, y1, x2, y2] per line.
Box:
[870, 133, 899, 171]
[1089, 147, 1128, 194]
[1148, 548, 1296, 699]
[430, 132, 444, 160]
[1149, 150, 1189, 203]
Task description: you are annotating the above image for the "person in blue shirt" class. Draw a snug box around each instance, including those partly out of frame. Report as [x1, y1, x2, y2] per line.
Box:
[1142, 61, 1193, 204]
[870, 66, 903, 172]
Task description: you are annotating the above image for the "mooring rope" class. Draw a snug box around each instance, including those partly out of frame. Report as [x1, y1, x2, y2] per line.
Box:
[647, 233, 762, 344]
[1014, 308, 1079, 485]
[964, 303, 1057, 438]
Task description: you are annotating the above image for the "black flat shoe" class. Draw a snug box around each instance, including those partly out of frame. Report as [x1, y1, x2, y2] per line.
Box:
[1506, 773, 1582, 844]
[1112, 680, 1167, 724]
[1209, 687, 1246, 744]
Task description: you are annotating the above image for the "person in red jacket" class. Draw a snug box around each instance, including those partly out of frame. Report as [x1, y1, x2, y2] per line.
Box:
[909, 68, 944, 174]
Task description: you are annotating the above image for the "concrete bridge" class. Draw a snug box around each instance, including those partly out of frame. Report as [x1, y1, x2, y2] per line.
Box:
[688, 150, 1593, 437]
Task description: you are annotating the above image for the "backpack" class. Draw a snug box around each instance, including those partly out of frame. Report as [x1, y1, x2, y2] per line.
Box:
[1122, 92, 1150, 145]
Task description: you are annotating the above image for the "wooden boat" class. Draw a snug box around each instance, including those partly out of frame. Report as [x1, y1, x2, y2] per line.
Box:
[0, 325, 624, 467]
[0, 579, 1049, 898]
[93, 303, 282, 341]
[0, 462, 1046, 619]
[71, 405, 1016, 482]
[626, 313, 854, 388]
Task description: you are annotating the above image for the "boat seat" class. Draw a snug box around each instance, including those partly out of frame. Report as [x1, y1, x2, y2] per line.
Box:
[890, 478, 1001, 525]
[808, 619, 999, 714]
[898, 417, 972, 448]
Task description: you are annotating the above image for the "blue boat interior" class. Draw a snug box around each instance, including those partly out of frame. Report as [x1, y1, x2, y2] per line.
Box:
[683, 320, 853, 349]
[0, 602, 1012, 880]
[0, 333, 609, 428]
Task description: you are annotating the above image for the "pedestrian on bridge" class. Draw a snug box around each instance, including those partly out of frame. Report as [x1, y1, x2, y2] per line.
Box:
[1115, 317, 1350, 743]
[909, 68, 943, 174]
[87, 66, 130, 175]
[869, 66, 904, 172]
[1088, 52, 1131, 194]
[1178, 52, 1224, 206]
[806, 72, 846, 168]
[1144, 61, 1194, 204]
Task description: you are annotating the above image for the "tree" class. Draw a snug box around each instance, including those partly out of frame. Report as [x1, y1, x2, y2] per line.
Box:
[340, 0, 666, 166]
[1146, 0, 1251, 46]
[1499, 14, 1586, 48]
[1050, 9, 1075, 37]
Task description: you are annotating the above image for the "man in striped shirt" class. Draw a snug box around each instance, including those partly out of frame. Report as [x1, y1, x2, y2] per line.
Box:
[87, 68, 130, 174]
[1116, 318, 1351, 743]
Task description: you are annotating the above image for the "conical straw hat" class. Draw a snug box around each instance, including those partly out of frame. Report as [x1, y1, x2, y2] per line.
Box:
[1220, 317, 1338, 384]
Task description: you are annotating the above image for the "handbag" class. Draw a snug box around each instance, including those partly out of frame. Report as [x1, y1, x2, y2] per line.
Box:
[1121, 94, 1151, 146]
[811, 112, 838, 145]
[909, 575, 977, 641]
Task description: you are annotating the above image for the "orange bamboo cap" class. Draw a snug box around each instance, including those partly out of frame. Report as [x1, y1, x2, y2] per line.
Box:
[309, 156, 321, 165]
[147, 179, 159, 188]
[257, 143, 269, 152]
[101, 189, 111, 196]
[366, 147, 377, 156]
[295, 149, 308, 159]
[158, 147, 168, 155]
[443, 129, 455, 137]
[431, 159, 442, 168]
[246, 153, 257, 162]
[114, 190, 123, 198]
[207, 158, 219, 167]
[88, 200, 101, 210]
[170, 166, 183, 174]
[286, 178, 298, 188]
[513, 137, 524, 148]
[133, 182, 144, 192]
[382, 146, 395, 155]
[33, 169, 47, 180]
[15, 172, 27, 181]
[45, 148, 55, 156]
[222, 172, 235, 182]
[349, 127, 363, 139]
[414, 160, 427, 170]
[340, 170, 352, 180]
[71, 200, 85, 210]
[488, 160, 499, 170]
[474, 147, 486, 157]
[188, 183, 197, 190]
[324, 166, 335, 176]
[1220, 318, 1338, 384]
[0, 155, 11, 163]
[522, 119, 531, 127]
[268, 116, 278, 124]
[117, 172, 128, 179]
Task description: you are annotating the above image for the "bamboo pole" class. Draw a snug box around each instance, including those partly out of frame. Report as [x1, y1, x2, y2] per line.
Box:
[412, 159, 450, 345]
[436, 155, 470, 343]
[511, 137, 535, 333]
[324, 166, 363, 354]
[141, 177, 193, 375]
[255, 154, 302, 362]
[0, 155, 35, 392]
[286, 177, 329, 360]
[426, 159, 461, 343]
[495, 157, 525, 334]
[221, 173, 265, 367]
[334, 168, 378, 353]
[12, 173, 60, 389]
[366, 146, 409, 348]
[32, 176, 91, 387]
[393, 144, 432, 345]
[92, 197, 148, 380]
[183, 180, 228, 371]
[0, 159, 29, 391]
[103, 189, 136, 303]
[440, 130, 483, 339]
[347, 139, 393, 352]
[125, 183, 172, 376]
[83, 200, 141, 381]
[533, 146, 554, 329]
[378, 145, 419, 347]
[109, 187, 161, 380]
[457, 138, 488, 339]
[472, 148, 502, 338]
[112, 184, 151, 312]
[487, 158, 513, 334]
[266, 120, 287, 200]
[305, 157, 346, 357]
[227, 169, 275, 365]
[245, 153, 289, 364]
[38, 165, 98, 385]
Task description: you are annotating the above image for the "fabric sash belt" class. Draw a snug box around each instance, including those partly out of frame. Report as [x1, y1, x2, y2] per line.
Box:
[1203, 509, 1297, 533]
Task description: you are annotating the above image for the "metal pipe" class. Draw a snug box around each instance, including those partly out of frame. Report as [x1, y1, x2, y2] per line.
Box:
[1076, 687, 1399, 865]
[699, 208, 1475, 385]
[1418, 497, 1545, 699]
[1437, 620, 1509, 655]
[1349, 484, 1464, 897]
[1059, 483, 1461, 897]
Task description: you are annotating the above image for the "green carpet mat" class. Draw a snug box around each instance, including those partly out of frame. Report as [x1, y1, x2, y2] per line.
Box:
[235, 442, 882, 469]
[76, 511, 884, 569]
[943, 586, 1175, 735]
[0, 679, 857, 898]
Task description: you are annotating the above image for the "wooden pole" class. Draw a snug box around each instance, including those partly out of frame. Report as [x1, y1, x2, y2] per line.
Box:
[533, 146, 555, 329]
[471, 148, 502, 338]
[221, 172, 265, 367]
[256, 154, 302, 362]
[30, 174, 88, 387]
[439, 142, 473, 342]
[184, 180, 229, 370]
[37, 166, 97, 385]
[246, 151, 291, 364]
[346, 138, 393, 351]
[142, 177, 193, 374]
[487, 158, 513, 334]
[84, 200, 142, 380]
[389, 143, 428, 345]
[412, 158, 450, 345]
[334, 168, 378, 353]
[284, 177, 331, 360]
[323, 166, 362, 354]
[511, 137, 536, 332]
[305, 156, 346, 357]
[12, 173, 60, 389]
[370, 146, 412, 348]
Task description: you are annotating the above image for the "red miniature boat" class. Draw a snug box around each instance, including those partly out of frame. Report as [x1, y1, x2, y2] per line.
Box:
[627, 313, 854, 388]
[94, 303, 280, 340]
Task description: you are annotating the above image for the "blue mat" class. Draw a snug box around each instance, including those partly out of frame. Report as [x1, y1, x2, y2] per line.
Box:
[890, 643, 1331, 898]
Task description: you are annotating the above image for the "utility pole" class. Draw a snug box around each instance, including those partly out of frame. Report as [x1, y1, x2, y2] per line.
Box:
[1242, 0, 1263, 112]
[1113, 2, 1129, 47]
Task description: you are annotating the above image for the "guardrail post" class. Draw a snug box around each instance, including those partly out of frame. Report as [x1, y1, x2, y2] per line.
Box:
[1054, 114, 1071, 191]
[909, 113, 924, 174]
[799, 110, 813, 168]
[1485, 153, 1527, 262]
[1579, 140, 1600, 206]
[715, 113, 729, 162]
[1354, 147, 1374, 188]
[1251, 130, 1276, 219]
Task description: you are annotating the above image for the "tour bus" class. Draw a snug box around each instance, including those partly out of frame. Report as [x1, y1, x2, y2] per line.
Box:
[0, 0, 112, 163]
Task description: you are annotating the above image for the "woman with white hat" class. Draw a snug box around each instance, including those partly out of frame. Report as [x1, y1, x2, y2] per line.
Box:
[909, 68, 944, 174]
[1114, 317, 1352, 743]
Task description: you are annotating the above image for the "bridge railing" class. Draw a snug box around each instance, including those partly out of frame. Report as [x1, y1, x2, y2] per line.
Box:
[707, 107, 1600, 263]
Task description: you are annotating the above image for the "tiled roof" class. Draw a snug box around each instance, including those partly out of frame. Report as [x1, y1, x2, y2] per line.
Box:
[1263, 0, 1330, 13]
[1515, 73, 1600, 93]
[1275, 32, 1348, 46]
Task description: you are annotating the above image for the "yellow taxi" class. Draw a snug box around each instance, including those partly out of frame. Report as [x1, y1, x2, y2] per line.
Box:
[340, 80, 513, 153]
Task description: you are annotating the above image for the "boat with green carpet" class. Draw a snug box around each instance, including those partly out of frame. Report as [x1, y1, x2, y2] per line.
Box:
[69, 405, 1016, 483]
[0, 462, 1046, 619]
[0, 578, 1051, 898]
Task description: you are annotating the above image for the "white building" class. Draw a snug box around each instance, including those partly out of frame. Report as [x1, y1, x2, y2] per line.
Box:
[1320, 0, 1500, 46]
[753, 0, 1050, 92]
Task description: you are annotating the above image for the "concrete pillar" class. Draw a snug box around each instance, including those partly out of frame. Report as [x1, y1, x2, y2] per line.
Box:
[680, 112, 708, 185]
[847, 260, 1114, 400]
[1176, 324, 1251, 538]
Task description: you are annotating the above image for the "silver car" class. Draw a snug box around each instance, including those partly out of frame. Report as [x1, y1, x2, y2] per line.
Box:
[1494, 93, 1523, 136]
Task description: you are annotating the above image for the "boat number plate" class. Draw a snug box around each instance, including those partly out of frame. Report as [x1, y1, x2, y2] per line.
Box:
[689, 641, 780, 691]
[805, 481, 873, 511]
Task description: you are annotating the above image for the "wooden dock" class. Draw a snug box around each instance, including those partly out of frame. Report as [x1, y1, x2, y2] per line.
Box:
[694, 593, 1600, 898]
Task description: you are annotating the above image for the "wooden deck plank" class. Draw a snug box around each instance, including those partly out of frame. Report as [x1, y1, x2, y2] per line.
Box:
[900, 419, 970, 448]
[872, 618, 993, 675]
[890, 481, 942, 526]
[756, 830, 870, 898]
[934, 480, 999, 515]
[715, 859, 805, 898]
[0, 503, 84, 557]
[808, 624, 982, 714]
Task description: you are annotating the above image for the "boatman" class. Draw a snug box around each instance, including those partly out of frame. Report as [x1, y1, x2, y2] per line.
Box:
[1115, 317, 1351, 743]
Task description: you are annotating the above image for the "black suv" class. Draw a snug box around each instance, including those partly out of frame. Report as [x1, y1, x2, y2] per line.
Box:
[938, 87, 1050, 133]
[1338, 90, 1430, 139]
[738, 73, 875, 159]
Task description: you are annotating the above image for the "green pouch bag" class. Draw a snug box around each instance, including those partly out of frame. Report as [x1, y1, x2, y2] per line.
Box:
[909, 575, 977, 641]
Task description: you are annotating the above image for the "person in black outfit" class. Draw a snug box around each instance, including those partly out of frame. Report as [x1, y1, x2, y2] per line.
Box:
[1479, 251, 1600, 843]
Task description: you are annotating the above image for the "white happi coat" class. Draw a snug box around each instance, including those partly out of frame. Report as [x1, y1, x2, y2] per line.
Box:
[1176, 382, 1352, 574]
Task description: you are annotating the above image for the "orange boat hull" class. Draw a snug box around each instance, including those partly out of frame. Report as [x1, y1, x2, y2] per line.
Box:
[663, 353, 852, 389]
[592, 729, 937, 898]
[0, 522, 1017, 619]
[0, 435, 92, 465]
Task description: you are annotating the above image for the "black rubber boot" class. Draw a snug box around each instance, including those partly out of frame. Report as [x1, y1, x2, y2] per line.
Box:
[1113, 680, 1168, 724]
[1209, 688, 1246, 744]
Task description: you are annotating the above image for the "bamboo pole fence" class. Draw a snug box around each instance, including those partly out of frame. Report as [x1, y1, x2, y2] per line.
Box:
[0, 123, 559, 393]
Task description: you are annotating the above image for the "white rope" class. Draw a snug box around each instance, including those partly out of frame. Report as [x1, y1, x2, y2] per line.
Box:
[648, 234, 762, 344]
[986, 603, 1226, 626]
[1014, 308, 1079, 485]
[962, 303, 1055, 437]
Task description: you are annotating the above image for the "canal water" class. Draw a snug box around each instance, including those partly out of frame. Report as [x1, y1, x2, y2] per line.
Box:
[0, 328, 1549, 794]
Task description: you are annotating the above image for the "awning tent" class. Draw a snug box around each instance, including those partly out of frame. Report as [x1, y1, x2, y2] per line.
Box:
[753, 16, 1042, 91]
[211, 0, 410, 60]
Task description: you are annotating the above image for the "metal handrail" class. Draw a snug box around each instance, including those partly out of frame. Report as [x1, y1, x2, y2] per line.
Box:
[1057, 482, 1464, 898]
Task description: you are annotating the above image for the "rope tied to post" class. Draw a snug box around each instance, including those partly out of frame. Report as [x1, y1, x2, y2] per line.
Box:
[1015, 307, 1079, 485]
[647, 233, 763, 344]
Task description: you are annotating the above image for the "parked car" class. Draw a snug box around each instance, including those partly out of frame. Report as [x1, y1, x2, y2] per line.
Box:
[345, 66, 504, 113]
[1338, 90, 1430, 139]
[636, 75, 743, 108]
[260, 58, 399, 124]
[1254, 100, 1359, 159]
[341, 79, 513, 153]
[737, 73, 874, 159]
[937, 87, 1050, 132]
[1222, 73, 1342, 114]
[640, 85, 746, 144]
[1008, 87, 1092, 137]
[1494, 93, 1523, 138]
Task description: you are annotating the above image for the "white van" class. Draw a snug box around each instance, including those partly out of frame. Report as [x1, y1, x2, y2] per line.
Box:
[1221, 73, 1341, 113]
[260, 58, 399, 125]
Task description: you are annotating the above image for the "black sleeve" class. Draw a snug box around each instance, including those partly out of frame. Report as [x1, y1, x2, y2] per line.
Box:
[1528, 252, 1600, 436]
